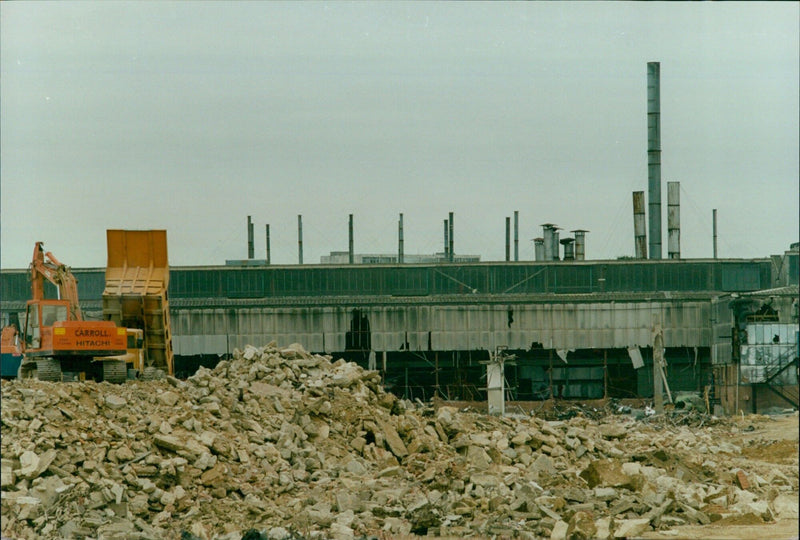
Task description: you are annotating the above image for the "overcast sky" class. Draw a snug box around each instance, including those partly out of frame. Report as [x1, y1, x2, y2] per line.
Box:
[1, 2, 797, 269]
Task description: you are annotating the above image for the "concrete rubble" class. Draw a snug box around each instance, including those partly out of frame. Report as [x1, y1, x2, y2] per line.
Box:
[1, 341, 797, 539]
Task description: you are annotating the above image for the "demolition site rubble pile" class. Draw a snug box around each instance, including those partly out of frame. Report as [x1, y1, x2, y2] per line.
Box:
[1, 342, 798, 540]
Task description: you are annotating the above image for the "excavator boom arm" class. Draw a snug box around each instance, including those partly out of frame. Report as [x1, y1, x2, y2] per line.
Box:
[30, 242, 83, 321]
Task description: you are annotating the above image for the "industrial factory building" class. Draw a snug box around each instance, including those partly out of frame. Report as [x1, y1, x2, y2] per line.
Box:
[2, 242, 797, 415]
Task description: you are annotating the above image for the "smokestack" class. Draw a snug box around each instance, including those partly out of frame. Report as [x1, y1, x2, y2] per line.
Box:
[448, 211, 454, 262]
[298, 215, 303, 265]
[633, 191, 647, 259]
[348, 214, 354, 264]
[571, 229, 588, 261]
[505, 217, 511, 261]
[667, 181, 680, 259]
[534, 238, 545, 261]
[265, 224, 271, 265]
[647, 61, 662, 259]
[514, 210, 519, 261]
[398, 213, 404, 264]
[561, 238, 575, 261]
[713, 209, 718, 259]
[247, 216, 254, 259]
[443, 219, 449, 261]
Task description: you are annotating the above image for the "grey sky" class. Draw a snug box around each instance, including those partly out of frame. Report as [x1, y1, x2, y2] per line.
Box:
[1, 2, 797, 268]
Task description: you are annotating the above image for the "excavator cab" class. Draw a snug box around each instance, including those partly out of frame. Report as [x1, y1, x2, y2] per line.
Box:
[23, 300, 69, 350]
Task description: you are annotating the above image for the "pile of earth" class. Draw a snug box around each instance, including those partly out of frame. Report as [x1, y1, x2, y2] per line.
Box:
[1, 342, 797, 539]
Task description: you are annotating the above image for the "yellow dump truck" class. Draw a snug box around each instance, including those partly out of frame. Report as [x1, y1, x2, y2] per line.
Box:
[102, 230, 174, 378]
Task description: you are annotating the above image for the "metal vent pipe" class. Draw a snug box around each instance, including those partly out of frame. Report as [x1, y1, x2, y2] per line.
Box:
[398, 213, 404, 264]
[348, 214, 354, 264]
[571, 229, 588, 261]
[667, 181, 680, 259]
[713, 209, 718, 259]
[443, 219, 449, 260]
[448, 212, 454, 262]
[647, 61, 662, 259]
[534, 238, 545, 261]
[552, 228, 560, 260]
[297, 215, 303, 265]
[514, 210, 519, 261]
[247, 216, 254, 259]
[633, 191, 647, 259]
[542, 224, 555, 261]
[561, 238, 575, 261]
[505, 217, 511, 261]
[265, 224, 271, 265]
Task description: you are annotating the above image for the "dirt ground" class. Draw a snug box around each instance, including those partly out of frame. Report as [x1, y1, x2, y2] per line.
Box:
[641, 413, 799, 540]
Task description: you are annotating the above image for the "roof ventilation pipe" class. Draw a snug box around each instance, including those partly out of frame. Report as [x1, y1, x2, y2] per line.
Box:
[667, 182, 680, 259]
[534, 238, 545, 261]
[541, 224, 556, 261]
[247, 216, 254, 260]
[561, 238, 575, 261]
[572, 229, 588, 261]
[633, 191, 647, 259]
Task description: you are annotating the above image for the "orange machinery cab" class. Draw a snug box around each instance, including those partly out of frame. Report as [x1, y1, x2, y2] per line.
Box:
[22, 299, 126, 358]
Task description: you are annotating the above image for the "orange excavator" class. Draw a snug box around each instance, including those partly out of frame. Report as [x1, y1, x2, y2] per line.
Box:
[16, 242, 130, 382]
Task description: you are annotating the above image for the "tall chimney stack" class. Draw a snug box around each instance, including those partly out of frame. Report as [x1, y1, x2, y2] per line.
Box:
[667, 181, 680, 259]
[633, 191, 647, 259]
[647, 61, 662, 259]
[514, 210, 519, 261]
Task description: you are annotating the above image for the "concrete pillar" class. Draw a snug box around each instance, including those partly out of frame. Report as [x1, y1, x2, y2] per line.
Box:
[487, 357, 504, 416]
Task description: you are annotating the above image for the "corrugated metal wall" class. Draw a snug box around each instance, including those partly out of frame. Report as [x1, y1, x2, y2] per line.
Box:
[170, 301, 711, 355]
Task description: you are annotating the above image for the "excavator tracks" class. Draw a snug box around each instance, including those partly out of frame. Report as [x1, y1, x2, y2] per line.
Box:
[102, 360, 128, 384]
[36, 358, 63, 382]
